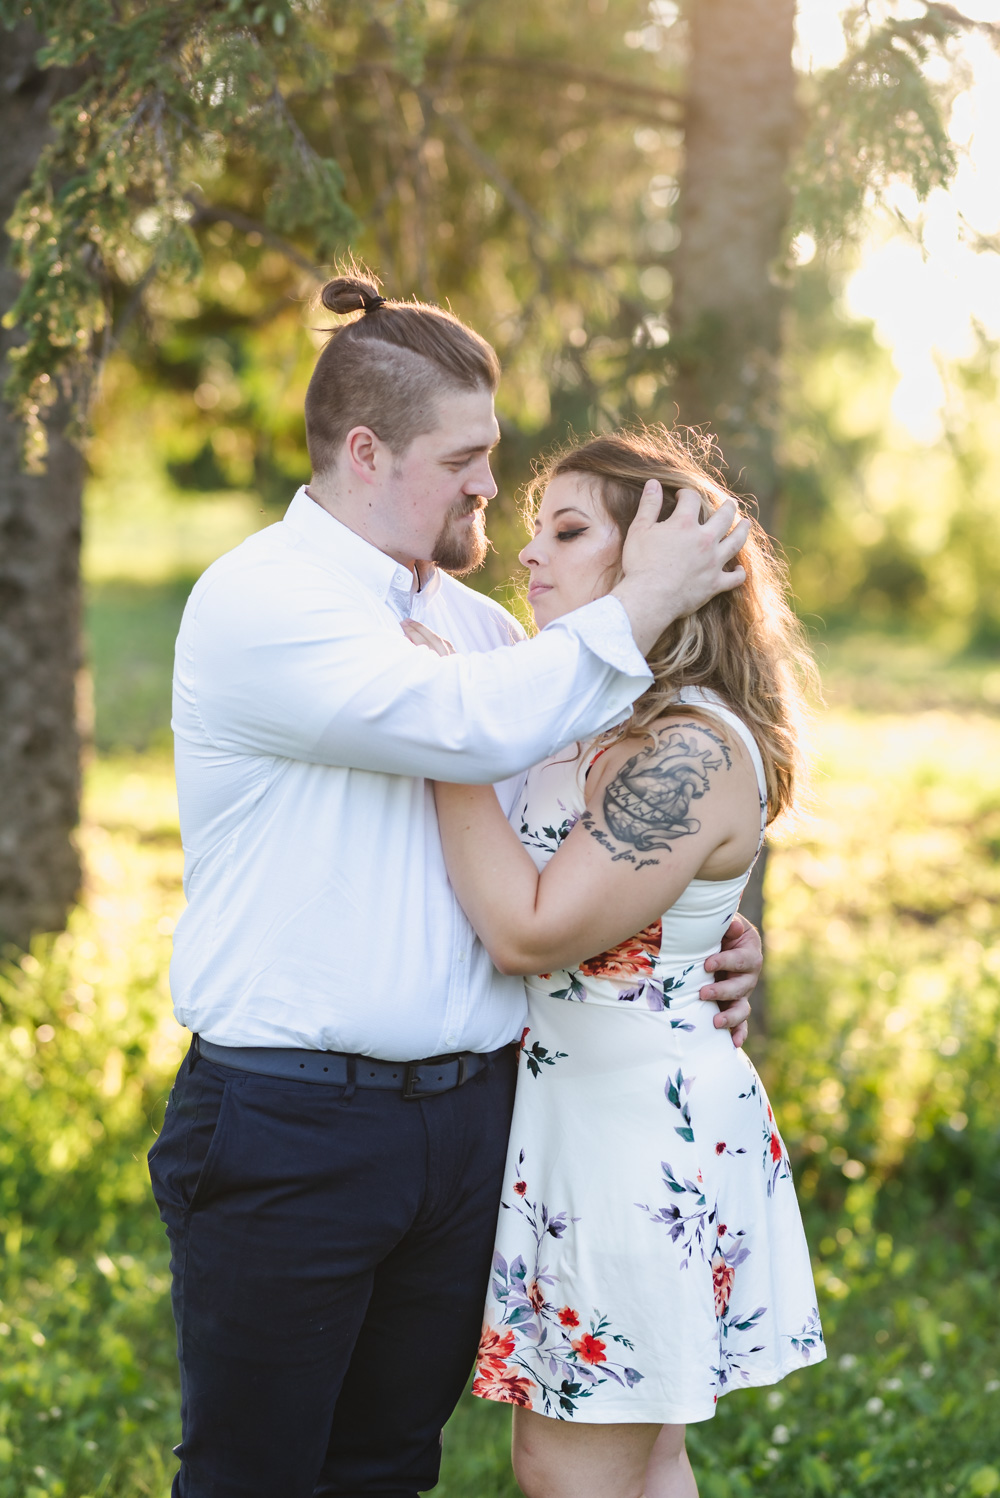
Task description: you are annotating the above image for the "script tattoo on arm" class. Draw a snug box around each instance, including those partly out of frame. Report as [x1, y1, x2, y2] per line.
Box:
[580, 721, 732, 869]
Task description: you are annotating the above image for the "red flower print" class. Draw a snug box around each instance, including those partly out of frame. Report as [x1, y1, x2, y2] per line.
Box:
[572, 1333, 608, 1365]
[711, 1251, 735, 1318]
[558, 1307, 580, 1328]
[513, 1180, 527, 1197]
[472, 1363, 536, 1407]
[715, 1141, 726, 1155]
[769, 1130, 783, 1164]
[477, 1323, 516, 1374]
[527, 1279, 546, 1313]
[717, 1223, 727, 1238]
[579, 921, 662, 982]
[517, 1027, 530, 1053]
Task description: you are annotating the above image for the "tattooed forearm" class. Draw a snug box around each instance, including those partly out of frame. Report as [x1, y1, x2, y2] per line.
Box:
[597, 722, 730, 859]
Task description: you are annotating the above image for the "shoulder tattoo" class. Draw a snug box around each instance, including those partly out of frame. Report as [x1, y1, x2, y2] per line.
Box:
[581, 722, 731, 865]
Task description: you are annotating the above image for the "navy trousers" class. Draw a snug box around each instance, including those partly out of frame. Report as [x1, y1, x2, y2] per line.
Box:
[148, 1040, 517, 1497]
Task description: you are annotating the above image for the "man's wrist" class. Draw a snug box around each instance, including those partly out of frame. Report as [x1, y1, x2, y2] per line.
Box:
[611, 579, 679, 655]
[549, 595, 653, 684]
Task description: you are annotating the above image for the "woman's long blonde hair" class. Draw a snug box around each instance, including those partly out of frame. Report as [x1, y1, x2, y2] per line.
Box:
[526, 425, 815, 822]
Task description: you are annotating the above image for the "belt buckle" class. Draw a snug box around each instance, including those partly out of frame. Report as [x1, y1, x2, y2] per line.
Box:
[402, 1053, 467, 1101]
[402, 1062, 424, 1101]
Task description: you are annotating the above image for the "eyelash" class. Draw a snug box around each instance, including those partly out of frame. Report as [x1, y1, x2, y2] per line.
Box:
[556, 527, 588, 541]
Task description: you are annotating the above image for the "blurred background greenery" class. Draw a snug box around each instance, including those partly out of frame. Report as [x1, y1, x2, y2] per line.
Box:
[3, 0, 1000, 1494]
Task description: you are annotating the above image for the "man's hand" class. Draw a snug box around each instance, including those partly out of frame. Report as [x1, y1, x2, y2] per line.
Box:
[699, 913, 762, 1049]
[612, 484, 751, 654]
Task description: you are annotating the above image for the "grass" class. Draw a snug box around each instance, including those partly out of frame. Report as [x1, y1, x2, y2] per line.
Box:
[1, 574, 999, 1496]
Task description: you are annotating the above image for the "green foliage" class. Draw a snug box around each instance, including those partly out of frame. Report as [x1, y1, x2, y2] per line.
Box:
[791, 3, 979, 246]
[779, 262, 1000, 648]
[86, 579, 197, 753]
[0, 774, 185, 1497]
[7, 0, 990, 640]
[0, 0, 431, 463]
[5, 0, 980, 455]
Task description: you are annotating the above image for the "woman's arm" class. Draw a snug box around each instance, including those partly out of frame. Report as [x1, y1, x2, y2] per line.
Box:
[433, 716, 761, 976]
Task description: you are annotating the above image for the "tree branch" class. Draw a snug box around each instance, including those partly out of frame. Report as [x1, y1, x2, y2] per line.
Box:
[418, 89, 629, 288]
[446, 54, 684, 114]
[324, 56, 684, 125]
[426, 98, 551, 243]
[183, 197, 324, 279]
[923, 2, 1000, 41]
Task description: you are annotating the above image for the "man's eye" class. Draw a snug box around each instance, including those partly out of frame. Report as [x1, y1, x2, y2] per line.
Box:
[556, 527, 588, 541]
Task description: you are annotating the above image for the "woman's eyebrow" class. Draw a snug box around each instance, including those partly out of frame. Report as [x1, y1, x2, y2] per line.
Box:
[533, 505, 590, 532]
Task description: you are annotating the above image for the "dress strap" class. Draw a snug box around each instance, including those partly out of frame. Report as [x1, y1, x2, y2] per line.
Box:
[583, 742, 613, 780]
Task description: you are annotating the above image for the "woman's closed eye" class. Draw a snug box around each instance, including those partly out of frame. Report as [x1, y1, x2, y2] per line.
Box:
[556, 526, 588, 541]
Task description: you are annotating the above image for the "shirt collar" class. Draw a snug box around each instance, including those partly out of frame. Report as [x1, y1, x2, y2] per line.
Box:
[283, 487, 440, 610]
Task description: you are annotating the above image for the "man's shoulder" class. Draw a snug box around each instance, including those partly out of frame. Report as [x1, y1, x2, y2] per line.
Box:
[189, 519, 288, 588]
[434, 572, 527, 646]
[185, 519, 361, 620]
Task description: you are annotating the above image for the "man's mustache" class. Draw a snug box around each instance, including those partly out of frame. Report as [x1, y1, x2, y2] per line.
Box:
[449, 497, 488, 520]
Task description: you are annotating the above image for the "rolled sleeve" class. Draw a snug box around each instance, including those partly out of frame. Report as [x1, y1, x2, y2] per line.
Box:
[550, 595, 653, 679]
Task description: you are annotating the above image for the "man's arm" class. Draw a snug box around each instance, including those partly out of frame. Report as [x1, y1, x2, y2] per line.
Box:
[181, 571, 650, 782]
[181, 484, 749, 784]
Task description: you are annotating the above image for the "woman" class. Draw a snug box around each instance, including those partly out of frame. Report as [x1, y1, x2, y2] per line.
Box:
[405, 427, 825, 1498]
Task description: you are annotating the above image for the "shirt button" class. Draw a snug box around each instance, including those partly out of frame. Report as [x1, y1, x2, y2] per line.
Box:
[445, 1036, 457, 1049]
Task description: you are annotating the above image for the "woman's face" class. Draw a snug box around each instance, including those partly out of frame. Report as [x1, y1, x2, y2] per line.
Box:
[519, 473, 623, 628]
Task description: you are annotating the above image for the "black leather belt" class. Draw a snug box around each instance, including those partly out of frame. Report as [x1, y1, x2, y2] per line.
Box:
[193, 1034, 502, 1099]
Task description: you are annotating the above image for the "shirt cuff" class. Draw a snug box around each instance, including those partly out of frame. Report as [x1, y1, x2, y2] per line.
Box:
[548, 595, 654, 683]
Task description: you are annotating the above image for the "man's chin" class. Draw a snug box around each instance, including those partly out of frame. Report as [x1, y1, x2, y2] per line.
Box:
[431, 517, 489, 575]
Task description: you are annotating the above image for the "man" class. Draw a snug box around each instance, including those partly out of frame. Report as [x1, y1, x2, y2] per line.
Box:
[149, 273, 761, 1498]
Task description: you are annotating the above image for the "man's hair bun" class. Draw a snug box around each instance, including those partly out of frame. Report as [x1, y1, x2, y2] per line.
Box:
[321, 275, 385, 315]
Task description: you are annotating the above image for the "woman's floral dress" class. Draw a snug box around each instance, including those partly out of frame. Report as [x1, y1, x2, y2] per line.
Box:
[473, 688, 825, 1424]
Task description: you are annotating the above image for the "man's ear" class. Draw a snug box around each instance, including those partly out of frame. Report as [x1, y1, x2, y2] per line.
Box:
[344, 426, 381, 484]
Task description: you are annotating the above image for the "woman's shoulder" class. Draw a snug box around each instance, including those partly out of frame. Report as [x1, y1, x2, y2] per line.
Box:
[579, 710, 765, 876]
[585, 695, 743, 767]
[580, 704, 764, 825]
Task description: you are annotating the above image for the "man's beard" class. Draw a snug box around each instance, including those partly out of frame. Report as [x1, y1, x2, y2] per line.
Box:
[430, 498, 489, 574]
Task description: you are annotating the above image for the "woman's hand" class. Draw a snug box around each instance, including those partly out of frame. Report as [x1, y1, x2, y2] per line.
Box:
[400, 619, 456, 656]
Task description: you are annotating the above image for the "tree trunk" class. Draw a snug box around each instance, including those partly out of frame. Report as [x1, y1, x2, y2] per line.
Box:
[0, 26, 86, 949]
[670, 0, 798, 1029]
[671, 0, 798, 537]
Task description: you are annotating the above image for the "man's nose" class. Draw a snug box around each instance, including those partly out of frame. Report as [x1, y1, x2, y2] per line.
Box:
[465, 458, 498, 500]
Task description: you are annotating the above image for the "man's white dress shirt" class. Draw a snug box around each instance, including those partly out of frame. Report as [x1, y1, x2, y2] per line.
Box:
[170, 487, 653, 1060]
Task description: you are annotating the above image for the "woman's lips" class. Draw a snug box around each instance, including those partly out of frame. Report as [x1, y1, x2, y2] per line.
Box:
[528, 582, 553, 601]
